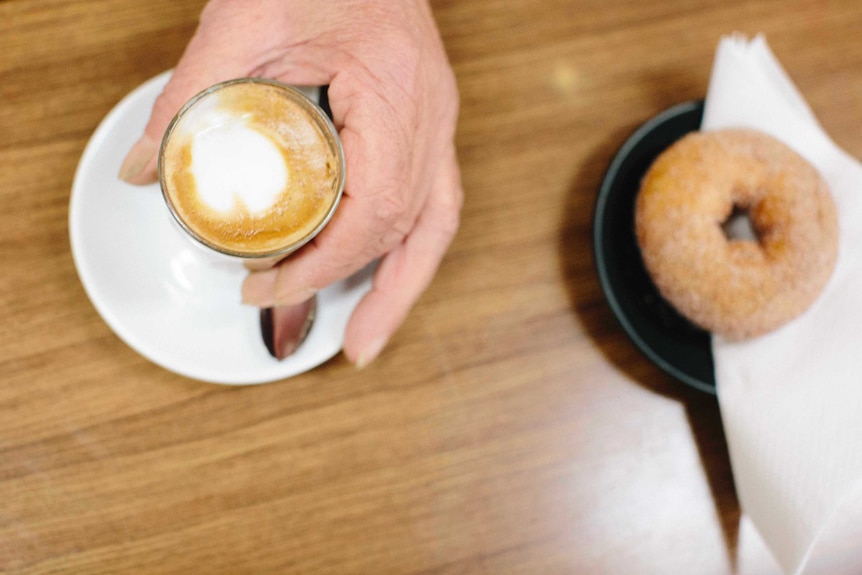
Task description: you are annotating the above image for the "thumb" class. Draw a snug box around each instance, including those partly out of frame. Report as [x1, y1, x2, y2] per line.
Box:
[118, 19, 254, 185]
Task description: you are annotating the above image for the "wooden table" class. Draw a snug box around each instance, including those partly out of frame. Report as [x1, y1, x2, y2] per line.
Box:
[3, 1, 862, 573]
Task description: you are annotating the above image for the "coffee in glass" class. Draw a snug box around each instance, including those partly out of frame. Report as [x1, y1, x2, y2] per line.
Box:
[159, 78, 344, 260]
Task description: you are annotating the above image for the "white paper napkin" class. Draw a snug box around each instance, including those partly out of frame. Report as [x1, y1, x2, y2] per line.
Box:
[703, 35, 862, 574]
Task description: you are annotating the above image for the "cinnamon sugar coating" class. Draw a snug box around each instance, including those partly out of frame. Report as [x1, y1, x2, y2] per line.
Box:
[635, 129, 838, 340]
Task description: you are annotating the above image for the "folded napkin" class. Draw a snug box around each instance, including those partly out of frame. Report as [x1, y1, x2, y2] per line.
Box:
[704, 35, 862, 574]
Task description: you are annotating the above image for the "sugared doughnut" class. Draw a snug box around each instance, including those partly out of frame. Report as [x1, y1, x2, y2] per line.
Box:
[635, 128, 838, 340]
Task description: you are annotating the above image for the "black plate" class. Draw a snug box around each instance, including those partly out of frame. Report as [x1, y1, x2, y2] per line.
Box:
[593, 100, 716, 394]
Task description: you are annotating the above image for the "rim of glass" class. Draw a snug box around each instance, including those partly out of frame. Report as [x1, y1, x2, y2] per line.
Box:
[158, 77, 346, 260]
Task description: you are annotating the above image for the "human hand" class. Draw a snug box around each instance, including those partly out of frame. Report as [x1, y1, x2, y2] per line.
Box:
[120, 0, 463, 367]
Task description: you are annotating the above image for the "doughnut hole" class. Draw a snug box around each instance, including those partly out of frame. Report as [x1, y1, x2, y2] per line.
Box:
[721, 205, 758, 242]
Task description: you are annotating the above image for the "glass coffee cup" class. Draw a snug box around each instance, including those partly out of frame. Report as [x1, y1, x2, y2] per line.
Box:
[158, 78, 345, 359]
[159, 78, 345, 264]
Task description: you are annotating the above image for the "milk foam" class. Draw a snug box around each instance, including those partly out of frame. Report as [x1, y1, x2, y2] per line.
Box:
[190, 121, 288, 214]
[183, 110, 288, 215]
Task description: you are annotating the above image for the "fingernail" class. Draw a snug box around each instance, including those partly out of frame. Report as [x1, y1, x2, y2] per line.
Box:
[355, 336, 388, 370]
[243, 255, 282, 272]
[275, 287, 317, 307]
[241, 269, 279, 307]
[119, 135, 159, 185]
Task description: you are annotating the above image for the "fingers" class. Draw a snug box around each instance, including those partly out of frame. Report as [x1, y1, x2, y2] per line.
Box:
[242, 122, 462, 368]
[242, 147, 462, 367]
[241, 192, 395, 307]
[243, 255, 284, 272]
[241, 115, 418, 307]
[344, 146, 463, 367]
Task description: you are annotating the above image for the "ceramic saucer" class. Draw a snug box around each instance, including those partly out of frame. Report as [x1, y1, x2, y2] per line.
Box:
[69, 71, 373, 385]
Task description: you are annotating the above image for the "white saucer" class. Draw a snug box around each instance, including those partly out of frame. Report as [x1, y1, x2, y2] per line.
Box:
[69, 71, 373, 385]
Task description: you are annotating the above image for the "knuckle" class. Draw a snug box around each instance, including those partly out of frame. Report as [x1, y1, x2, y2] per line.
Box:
[434, 201, 462, 241]
[372, 191, 409, 225]
[446, 196, 464, 230]
[372, 193, 412, 252]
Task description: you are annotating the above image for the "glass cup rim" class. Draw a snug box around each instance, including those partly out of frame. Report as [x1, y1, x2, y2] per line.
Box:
[158, 77, 346, 260]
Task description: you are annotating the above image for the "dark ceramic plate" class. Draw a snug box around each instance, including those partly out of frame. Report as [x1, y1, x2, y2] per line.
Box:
[592, 100, 716, 394]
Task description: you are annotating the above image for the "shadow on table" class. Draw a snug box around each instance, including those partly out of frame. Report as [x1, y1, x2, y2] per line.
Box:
[557, 115, 742, 567]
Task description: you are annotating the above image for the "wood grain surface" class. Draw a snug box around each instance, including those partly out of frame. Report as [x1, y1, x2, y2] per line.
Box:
[2, 0, 862, 573]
